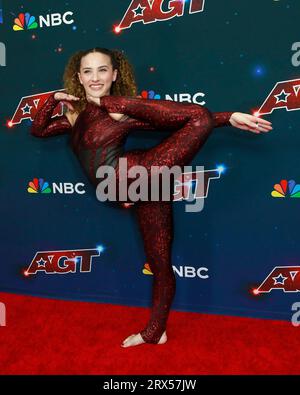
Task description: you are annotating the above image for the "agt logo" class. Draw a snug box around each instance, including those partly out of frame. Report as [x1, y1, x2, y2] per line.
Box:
[0, 42, 5, 67]
[27, 178, 86, 195]
[9, 91, 64, 126]
[24, 248, 103, 275]
[116, 0, 205, 31]
[12, 11, 74, 31]
[257, 78, 300, 115]
[271, 179, 300, 198]
[173, 167, 224, 202]
[254, 267, 300, 294]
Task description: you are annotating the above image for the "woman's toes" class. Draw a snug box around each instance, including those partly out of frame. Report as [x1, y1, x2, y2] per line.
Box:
[122, 334, 135, 345]
[121, 331, 168, 347]
[121, 333, 145, 348]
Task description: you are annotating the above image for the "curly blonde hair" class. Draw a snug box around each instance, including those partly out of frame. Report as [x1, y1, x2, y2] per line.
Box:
[62, 47, 138, 113]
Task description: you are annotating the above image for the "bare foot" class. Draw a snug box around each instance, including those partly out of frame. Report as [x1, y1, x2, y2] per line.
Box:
[121, 331, 167, 348]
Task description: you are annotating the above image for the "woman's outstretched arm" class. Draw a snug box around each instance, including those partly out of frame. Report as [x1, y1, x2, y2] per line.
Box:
[97, 95, 272, 133]
[98, 95, 234, 130]
[31, 93, 72, 137]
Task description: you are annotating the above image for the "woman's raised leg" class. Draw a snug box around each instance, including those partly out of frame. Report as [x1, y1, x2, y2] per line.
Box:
[120, 107, 213, 346]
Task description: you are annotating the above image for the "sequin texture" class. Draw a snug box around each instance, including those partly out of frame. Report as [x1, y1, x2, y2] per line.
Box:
[31, 93, 234, 344]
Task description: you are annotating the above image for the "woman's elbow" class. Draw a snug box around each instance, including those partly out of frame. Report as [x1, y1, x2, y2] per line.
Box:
[30, 124, 44, 137]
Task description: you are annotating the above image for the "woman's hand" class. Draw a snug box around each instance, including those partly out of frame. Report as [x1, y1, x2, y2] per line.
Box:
[229, 112, 273, 134]
[54, 92, 80, 112]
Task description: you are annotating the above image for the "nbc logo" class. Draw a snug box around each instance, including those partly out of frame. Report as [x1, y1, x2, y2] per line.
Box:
[27, 178, 51, 194]
[13, 12, 37, 31]
[142, 262, 209, 279]
[141, 90, 161, 100]
[143, 262, 153, 275]
[13, 11, 74, 31]
[271, 179, 300, 198]
[141, 89, 206, 105]
[27, 178, 85, 195]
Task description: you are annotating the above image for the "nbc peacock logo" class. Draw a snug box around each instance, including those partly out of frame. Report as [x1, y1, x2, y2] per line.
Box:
[13, 12, 38, 31]
[271, 179, 300, 198]
[142, 262, 153, 275]
[27, 178, 51, 194]
[140, 90, 161, 100]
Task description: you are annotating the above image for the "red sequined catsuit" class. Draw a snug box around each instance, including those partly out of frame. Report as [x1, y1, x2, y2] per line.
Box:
[31, 92, 234, 344]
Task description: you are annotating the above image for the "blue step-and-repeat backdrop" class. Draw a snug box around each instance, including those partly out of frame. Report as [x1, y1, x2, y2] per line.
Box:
[0, 0, 299, 321]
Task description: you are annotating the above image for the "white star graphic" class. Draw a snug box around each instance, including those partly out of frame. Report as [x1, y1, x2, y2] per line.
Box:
[274, 89, 291, 104]
[272, 274, 288, 285]
[21, 103, 33, 115]
[132, 5, 146, 17]
[36, 258, 47, 267]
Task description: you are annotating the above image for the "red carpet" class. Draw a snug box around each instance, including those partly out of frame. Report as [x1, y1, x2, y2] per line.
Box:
[0, 292, 299, 375]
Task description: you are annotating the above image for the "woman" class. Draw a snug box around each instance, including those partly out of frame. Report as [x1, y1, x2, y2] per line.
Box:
[31, 47, 272, 348]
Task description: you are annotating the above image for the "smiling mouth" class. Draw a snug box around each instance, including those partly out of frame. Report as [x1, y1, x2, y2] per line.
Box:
[90, 84, 104, 90]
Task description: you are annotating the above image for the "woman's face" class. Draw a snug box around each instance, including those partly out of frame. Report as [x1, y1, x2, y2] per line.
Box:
[78, 52, 117, 99]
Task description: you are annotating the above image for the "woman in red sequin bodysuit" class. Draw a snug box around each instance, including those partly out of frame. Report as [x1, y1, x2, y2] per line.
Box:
[31, 48, 272, 347]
